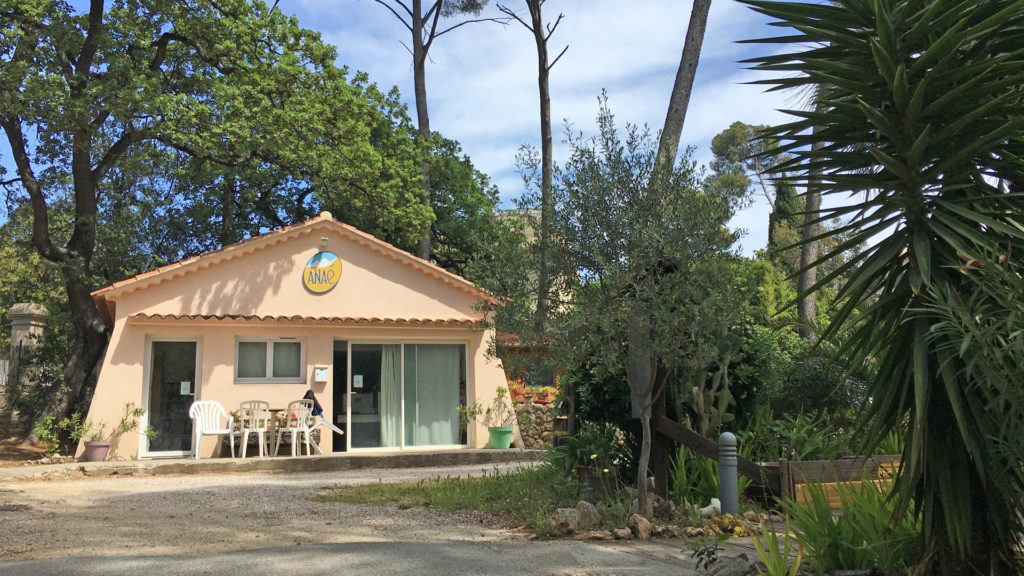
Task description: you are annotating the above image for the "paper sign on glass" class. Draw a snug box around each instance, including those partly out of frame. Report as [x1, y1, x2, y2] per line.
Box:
[180, 381, 192, 395]
[353, 375, 363, 389]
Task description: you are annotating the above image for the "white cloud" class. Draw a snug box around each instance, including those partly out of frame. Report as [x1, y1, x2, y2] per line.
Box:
[285, 1, 798, 254]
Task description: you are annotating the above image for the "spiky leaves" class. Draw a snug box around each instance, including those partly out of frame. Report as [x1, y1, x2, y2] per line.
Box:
[740, 0, 1024, 572]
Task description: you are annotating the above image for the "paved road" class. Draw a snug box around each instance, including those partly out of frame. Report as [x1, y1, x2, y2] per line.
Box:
[0, 539, 754, 575]
[0, 462, 758, 575]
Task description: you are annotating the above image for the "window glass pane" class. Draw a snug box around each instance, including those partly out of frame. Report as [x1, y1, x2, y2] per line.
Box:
[237, 342, 267, 379]
[272, 341, 302, 379]
[403, 344, 463, 446]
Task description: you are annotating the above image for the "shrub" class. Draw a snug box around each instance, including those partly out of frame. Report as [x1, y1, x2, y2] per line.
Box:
[737, 406, 851, 462]
[668, 444, 751, 508]
[784, 480, 922, 574]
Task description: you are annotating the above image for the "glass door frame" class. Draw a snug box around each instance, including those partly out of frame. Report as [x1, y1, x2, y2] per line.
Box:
[140, 335, 202, 459]
[341, 338, 470, 453]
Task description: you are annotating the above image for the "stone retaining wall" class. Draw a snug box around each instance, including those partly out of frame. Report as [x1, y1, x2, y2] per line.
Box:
[517, 401, 556, 449]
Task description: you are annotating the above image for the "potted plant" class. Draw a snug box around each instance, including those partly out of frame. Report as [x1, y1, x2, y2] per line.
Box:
[508, 380, 528, 403]
[533, 385, 558, 405]
[459, 386, 517, 449]
[71, 403, 157, 462]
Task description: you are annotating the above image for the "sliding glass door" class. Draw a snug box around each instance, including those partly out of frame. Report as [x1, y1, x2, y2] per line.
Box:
[343, 341, 466, 450]
[404, 344, 464, 447]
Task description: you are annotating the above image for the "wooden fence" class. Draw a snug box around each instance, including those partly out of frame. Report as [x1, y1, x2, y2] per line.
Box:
[779, 455, 902, 507]
[0, 357, 8, 388]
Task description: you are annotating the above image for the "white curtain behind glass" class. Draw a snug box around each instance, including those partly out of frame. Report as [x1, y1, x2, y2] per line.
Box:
[379, 345, 402, 447]
[237, 342, 267, 378]
[406, 344, 460, 446]
[272, 342, 301, 378]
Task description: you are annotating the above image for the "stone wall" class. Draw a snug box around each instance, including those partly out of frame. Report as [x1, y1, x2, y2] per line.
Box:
[517, 401, 557, 449]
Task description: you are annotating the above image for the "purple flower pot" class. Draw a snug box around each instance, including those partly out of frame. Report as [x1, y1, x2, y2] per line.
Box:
[83, 441, 110, 462]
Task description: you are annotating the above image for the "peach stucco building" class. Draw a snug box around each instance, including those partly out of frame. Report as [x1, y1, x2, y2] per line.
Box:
[82, 212, 509, 459]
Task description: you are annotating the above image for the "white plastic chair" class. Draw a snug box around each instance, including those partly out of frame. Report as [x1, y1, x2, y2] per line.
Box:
[238, 400, 272, 458]
[273, 399, 320, 457]
[189, 401, 235, 459]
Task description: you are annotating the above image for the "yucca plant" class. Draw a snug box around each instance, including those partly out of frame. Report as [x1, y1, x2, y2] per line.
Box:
[785, 480, 922, 574]
[740, 0, 1024, 572]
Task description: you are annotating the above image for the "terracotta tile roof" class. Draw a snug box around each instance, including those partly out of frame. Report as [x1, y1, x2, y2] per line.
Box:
[90, 211, 498, 327]
[128, 313, 477, 328]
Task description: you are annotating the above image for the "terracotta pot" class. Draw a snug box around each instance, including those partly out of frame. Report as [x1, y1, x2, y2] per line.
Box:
[83, 441, 110, 462]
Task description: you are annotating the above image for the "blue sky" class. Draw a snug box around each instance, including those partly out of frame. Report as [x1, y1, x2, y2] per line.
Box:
[289, 0, 796, 254]
[1, 0, 799, 254]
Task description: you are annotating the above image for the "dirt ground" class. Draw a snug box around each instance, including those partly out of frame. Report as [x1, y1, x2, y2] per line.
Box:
[0, 463, 531, 561]
[0, 436, 45, 467]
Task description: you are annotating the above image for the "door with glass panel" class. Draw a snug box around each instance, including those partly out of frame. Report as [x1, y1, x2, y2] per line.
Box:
[349, 344, 401, 448]
[146, 340, 198, 454]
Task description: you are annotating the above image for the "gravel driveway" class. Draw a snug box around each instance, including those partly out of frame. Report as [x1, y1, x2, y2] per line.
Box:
[0, 463, 750, 574]
[0, 463, 532, 561]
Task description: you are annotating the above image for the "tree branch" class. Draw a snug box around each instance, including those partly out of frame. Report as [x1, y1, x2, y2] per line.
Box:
[92, 129, 150, 183]
[156, 136, 255, 167]
[373, 0, 414, 31]
[497, 4, 534, 32]
[423, 1, 445, 53]
[0, 117, 67, 262]
[544, 12, 563, 41]
[74, 0, 106, 82]
[434, 17, 509, 39]
[548, 44, 568, 70]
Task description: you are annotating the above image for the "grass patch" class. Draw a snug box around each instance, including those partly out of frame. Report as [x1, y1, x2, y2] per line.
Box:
[313, 463, 635, 535]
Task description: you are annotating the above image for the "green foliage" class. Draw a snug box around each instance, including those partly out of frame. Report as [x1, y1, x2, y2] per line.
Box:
[425, 135, 511, 278]
[688, 534, 730, 571]
[315, 463, 632, 536]
[32, 415, 62, 457]
[458, 386, 516, 428]
[737, 407, 850, 463]
[668, 445, 752, 508]
[753, 526, 803, 576]
[745, 0, 1024, 570]
[784, 481, 922, 575]
[775, 348, 869, 425]
[732, 325, 806, 410]
[547, 422, 632, 480]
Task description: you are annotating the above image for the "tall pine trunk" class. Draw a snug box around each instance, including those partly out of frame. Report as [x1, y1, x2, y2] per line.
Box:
[528, 0, 554, 333]
[797, 135, 823, 343]
[655, 0, 712, 170]
[412, 0, 433, 260]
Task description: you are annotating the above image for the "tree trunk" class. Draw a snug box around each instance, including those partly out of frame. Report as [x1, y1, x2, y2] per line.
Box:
[636, 401, 653, 516]
[797, 135, 824, 343]
[626, 319, 655, 517]
[654, 0, 713, 171]
[219, 173, 237, 247]
[26, 271, 109, 443]
[412, 0, 433, 261]
[527, 0, 555, 333]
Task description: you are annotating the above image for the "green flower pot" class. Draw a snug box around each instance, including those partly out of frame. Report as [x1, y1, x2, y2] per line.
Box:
[487, 426, 514, 449]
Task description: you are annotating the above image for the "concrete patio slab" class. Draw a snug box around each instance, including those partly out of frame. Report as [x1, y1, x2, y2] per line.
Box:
[0, 448, 544, 481]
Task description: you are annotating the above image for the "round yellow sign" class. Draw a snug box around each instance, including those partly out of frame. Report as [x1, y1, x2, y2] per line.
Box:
[303, 251, 342, 294]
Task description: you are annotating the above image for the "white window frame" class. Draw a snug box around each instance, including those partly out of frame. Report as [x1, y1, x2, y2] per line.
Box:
[234, 337, 306, 384]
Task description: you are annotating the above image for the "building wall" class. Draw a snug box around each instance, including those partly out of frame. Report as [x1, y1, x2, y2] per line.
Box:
[81, 222, 507, 459]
